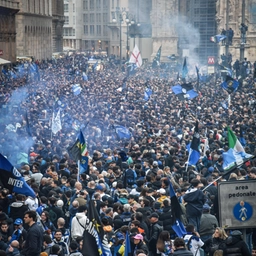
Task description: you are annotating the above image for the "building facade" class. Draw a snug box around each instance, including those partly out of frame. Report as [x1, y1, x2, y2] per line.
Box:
[0, 1, 19, 63]
[52, 0, 65, 53]
[16, 0, 64, 61]
[62, 0, 256, 64]
[63, 0, 152, 60]
[63, 0, 109, 53]
[216, 0, 256, 61]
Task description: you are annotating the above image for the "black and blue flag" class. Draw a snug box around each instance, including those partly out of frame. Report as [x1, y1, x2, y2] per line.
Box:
[220, 75, 239, 94]
[172, 83, 198, 100]
[0, 154, 35, 198]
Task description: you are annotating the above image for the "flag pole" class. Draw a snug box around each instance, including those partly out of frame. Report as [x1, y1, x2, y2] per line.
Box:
[202, 155, 256, 192]
[77, 160, 80, 181]
[185, 149, 192, 172]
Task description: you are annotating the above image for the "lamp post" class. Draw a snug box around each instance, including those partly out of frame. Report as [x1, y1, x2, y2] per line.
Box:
[112, 8, 137, 68]
[240, 0, 246, 61]
[112, 7, 131, 70]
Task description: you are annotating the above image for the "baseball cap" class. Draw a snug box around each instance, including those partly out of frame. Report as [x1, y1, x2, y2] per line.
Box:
[203, 204, 211, 210]
[14, 218, 23, 225]
[157, 188, 166, 194]
[133, 234, 143, 240]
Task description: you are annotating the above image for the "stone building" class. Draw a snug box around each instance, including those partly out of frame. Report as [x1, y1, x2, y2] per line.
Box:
[63, 0, 152, 60]
[52, 0, 65, 53]
[216, 0, 256, 61]
[0, 1, 19, 63]
[152, 0, 256, 63]
[16, 0, 64, 61]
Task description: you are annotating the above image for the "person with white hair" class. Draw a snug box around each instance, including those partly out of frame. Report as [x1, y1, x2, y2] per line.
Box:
[119, 204, 132, 226]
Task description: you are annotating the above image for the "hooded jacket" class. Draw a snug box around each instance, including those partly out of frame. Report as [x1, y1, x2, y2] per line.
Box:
[9, 201, 29, 220]
[71, 212, 87, 239]
[183, 188, 205, 217]
[226, 234, 251, 256]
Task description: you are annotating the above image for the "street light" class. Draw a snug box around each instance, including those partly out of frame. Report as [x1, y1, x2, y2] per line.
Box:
[112, 7, 125, 70]
[112, 8, 135, 69]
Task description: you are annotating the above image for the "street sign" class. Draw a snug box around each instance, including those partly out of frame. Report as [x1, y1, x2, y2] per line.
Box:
[207, 66, 215, 74]
[208, 56, 215, 65]
[0, 50, 3, 55]
[219, 180, 256, 229]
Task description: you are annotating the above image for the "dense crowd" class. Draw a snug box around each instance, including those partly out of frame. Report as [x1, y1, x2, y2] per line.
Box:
[0, 53, 255, 256]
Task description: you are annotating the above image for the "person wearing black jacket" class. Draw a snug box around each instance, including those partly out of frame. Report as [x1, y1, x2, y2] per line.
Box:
[44, 197, 65, 228]
[159, 199, 175, 238]
[148, 213, 163, 256]
[173, 237, 193, 256]
[133, 234, 149, 255]
[21, 210, 43, 256]
[226, 230, 251, 256]
[183, 179, 205, 232]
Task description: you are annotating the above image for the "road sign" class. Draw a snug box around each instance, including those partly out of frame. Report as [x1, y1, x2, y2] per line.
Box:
[208, 66, 215, 74]
[0, 50, 3, 55]
[208, 56, 215, 65]
[219, 180, 256, 229]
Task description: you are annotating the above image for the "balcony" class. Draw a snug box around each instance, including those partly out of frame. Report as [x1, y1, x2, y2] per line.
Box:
[0, 0, 19, 10]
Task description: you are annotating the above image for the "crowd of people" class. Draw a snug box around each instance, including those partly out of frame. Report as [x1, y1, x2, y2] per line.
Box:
[0, 52, 255, 256]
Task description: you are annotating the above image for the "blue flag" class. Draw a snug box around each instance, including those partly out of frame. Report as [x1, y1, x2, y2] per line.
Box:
[144, 88, 153, 101]
[93, 61, 99, 71]
[152, 45, 162, 68]
[127, 63, 137, 76]
[169, 181, 187, 237]
[220, 76, 239, 94]
[80, 156, 89, 174]
[188, 121, 200, 165]
[239, 127, 246, 147]
[124, 231, 131, 256]
[172, 83, 198, 100]
[72, 84, 82, 96]
[0, 154, 35, 198]
[115, 125, 131, 140]
[182, 57, 188, 78]
[210, 34, 227, 43]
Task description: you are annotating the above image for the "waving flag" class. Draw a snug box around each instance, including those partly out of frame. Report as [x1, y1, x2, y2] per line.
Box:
[144, 88, 153, 101]
[129, 45, 142, 68]
[169, 181, 186, 237]
[72, 84, 82, 96]
[152, 45, 162, 67]
[82, 200, 112, 256]
[220, 76, 239, 94]
[114, 125, 131, 140]
[172, 83, 198, 100]
[182, 57, 188, 78]
[210, 35, 227, 43]
[51, 110, 62, 135]
[188, 121, 200, 165]
[222, 127, 252, 170]
[68, 130, 88, 161]
[124, 231, 131, 256]
[24, 111, 32, 137]
[0, 154, 35, 198]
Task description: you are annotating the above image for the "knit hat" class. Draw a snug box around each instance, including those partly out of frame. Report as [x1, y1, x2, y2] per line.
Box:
[208, 167, 214, 172]
[149, 212, 159, 219]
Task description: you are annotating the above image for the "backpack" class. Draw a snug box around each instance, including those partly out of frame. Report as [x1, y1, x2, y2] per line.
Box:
[125, 169, 136, 186]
